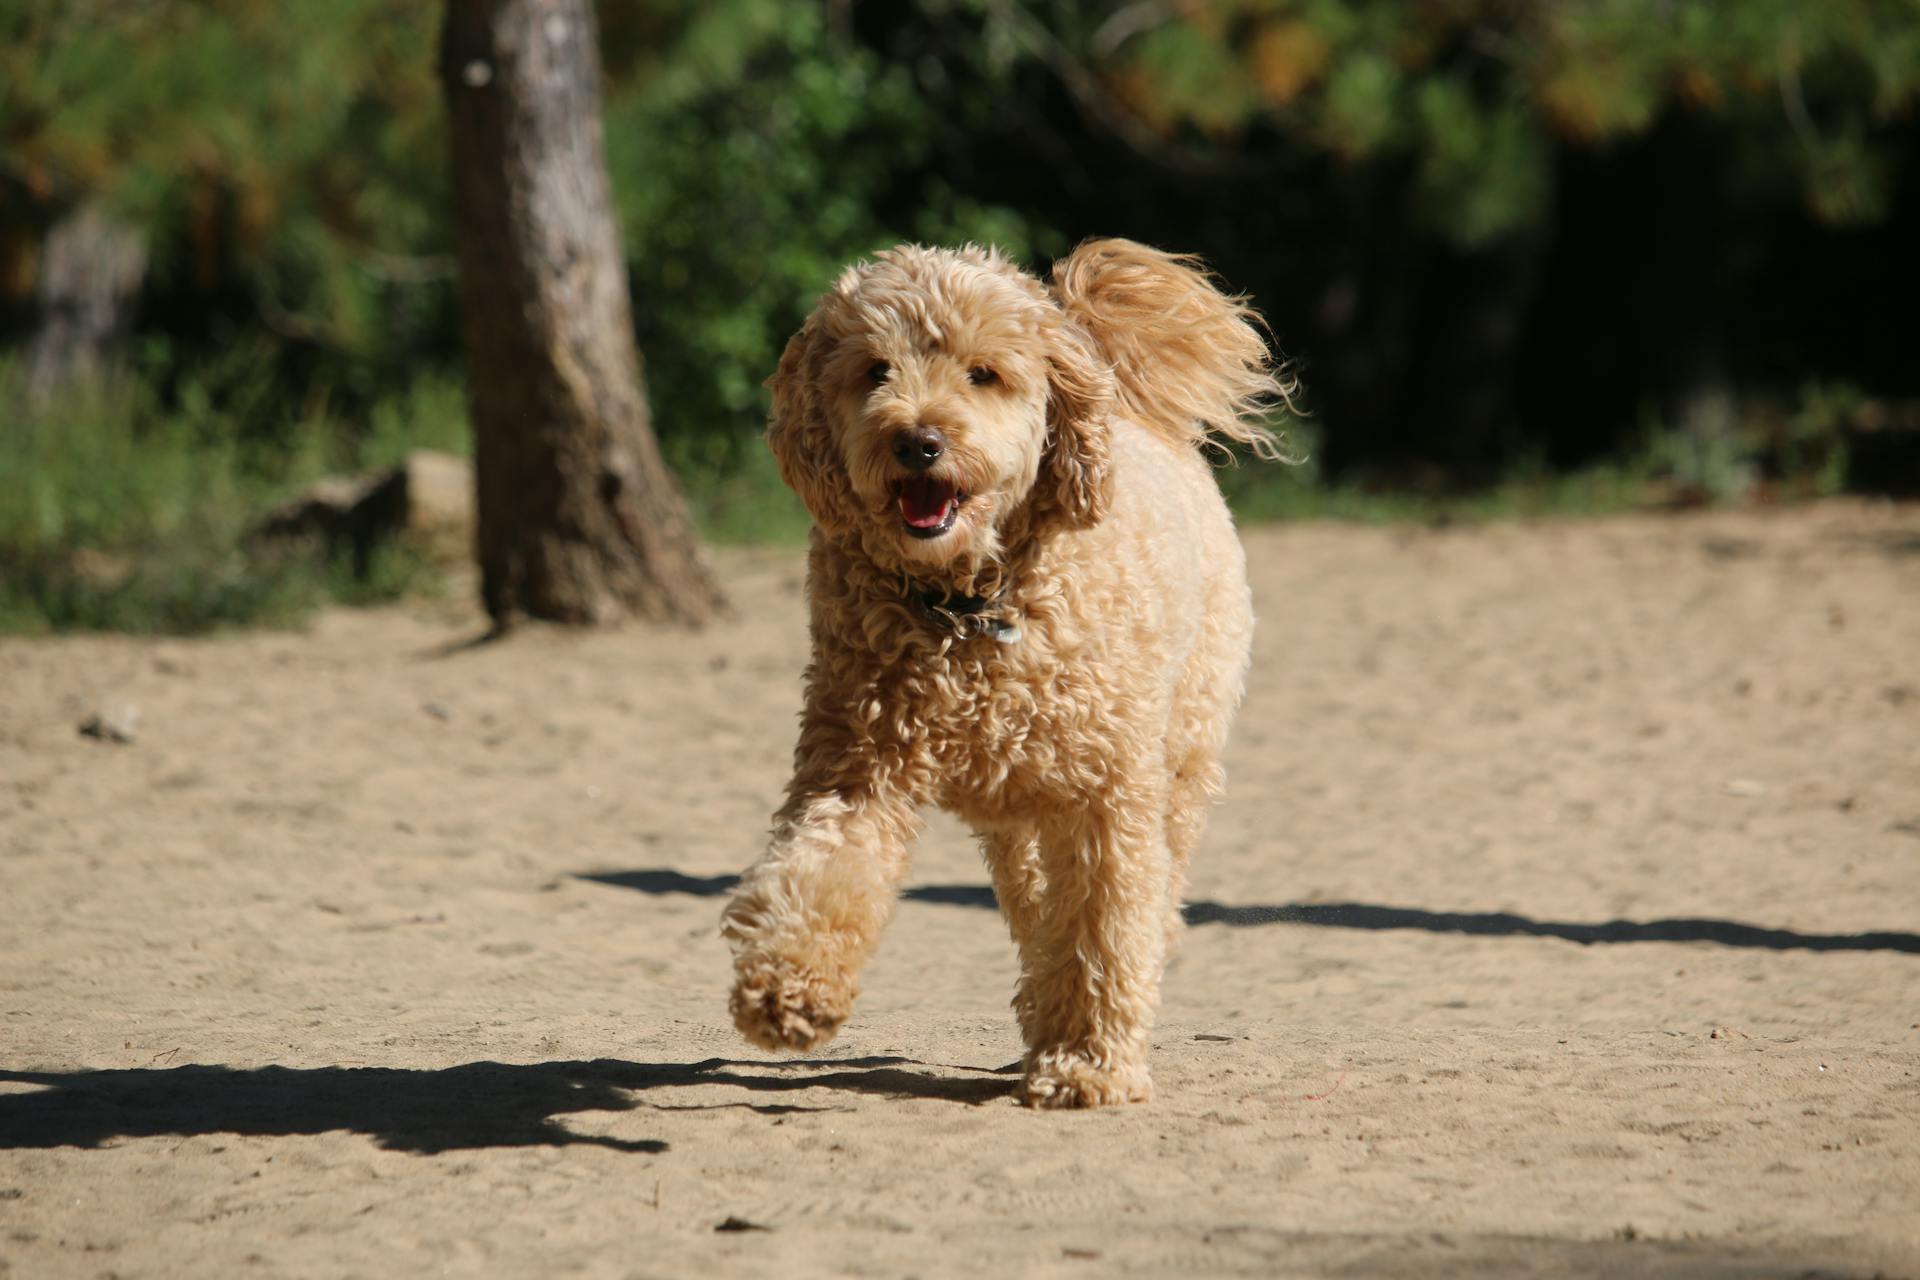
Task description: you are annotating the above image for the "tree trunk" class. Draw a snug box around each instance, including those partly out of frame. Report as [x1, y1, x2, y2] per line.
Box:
[439, 0, 726, 627]
[25, 202, 146, 403]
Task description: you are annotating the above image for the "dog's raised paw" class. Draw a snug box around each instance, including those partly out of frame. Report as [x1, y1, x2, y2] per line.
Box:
[728, 958, 854, 1052]
[1019, 1051, 1153, 1109]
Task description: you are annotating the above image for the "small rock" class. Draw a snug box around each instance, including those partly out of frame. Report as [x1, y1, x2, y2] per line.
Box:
[399, 450, 475, 561]
[78, 704, 140, 745]
[1724, 778, 1764, 798]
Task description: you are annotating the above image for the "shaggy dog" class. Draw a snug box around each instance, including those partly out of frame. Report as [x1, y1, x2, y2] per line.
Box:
[721, 238, 1286, 1108]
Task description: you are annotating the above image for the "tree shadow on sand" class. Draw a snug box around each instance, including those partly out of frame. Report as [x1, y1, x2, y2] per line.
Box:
[0, 1055, 1018, 1154]
[584, 869, 1920, 955]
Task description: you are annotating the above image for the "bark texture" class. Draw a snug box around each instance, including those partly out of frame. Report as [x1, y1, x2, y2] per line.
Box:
[440, 0, 725, 627]
[25, 202, 147, 402]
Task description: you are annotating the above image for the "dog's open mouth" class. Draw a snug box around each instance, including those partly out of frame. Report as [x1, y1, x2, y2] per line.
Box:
[896, 476, 968, 539]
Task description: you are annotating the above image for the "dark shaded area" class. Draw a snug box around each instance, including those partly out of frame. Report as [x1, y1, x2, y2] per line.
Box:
[1182, 902, 1920, 955]
[898, 882, 1002, 909]
[1845, 426, 1920, 498]
[0, 1054, 1016, 1153]
[582, 868, 740, 896]
[580, 868, 1000, 911]
[1166, 1226, 1865, 1280]
[585, 869, 1920, 954]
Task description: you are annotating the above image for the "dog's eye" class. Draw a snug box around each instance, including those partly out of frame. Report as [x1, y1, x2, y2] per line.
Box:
[867, 360, 890, 385]
[968, 366, 998, 386]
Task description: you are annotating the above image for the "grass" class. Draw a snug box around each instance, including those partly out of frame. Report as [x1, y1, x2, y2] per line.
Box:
[1218, 458, 1666, 526]
[0, 361, 464, 635]
[670, 433, 814, 546]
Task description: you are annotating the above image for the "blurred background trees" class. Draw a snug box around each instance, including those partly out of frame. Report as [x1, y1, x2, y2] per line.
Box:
[3, 0, 1917, 630]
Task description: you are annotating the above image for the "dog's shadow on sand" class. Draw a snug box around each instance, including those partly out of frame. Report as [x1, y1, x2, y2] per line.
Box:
[589, 869, 1920, 955]
[0, 1055, 1017, 1156]
[13, 873, 1913, 1159]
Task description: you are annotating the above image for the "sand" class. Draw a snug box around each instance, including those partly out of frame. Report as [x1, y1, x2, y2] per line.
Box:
[2, 501, 1917, 1278]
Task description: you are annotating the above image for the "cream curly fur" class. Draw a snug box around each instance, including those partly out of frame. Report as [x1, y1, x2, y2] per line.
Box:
[721, 238, 1286, 1108]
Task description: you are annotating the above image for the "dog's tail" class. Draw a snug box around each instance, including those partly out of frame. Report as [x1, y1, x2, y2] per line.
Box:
[1050, 238, 1293, 460]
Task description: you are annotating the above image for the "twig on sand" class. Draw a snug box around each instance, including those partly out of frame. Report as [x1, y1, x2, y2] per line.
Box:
[1304, 1066, 1348, 1101]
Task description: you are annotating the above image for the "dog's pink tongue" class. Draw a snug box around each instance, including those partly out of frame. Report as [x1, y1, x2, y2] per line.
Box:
[899, 479, 955, 528]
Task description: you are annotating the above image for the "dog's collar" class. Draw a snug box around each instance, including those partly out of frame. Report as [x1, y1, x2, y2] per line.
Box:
[913, 583, 1021, 644]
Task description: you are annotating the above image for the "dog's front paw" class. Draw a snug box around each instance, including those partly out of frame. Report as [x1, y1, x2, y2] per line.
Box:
[729, 954, 856, 1052]
[1020, 1049, 1153, 1109]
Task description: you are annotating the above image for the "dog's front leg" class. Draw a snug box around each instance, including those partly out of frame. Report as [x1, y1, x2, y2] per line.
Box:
[721, 786, 921, 1052]
[1016, 801, 1172, 1108]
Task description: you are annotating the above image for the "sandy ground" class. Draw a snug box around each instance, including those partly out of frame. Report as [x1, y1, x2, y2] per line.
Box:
[3, 501, 1918, 1279]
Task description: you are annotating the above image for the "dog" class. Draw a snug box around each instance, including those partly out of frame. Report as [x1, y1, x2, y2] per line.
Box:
[720, 238, 1287, 1107]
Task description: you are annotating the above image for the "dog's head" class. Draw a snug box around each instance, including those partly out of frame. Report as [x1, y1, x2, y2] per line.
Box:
[766, 245, 1115, 571]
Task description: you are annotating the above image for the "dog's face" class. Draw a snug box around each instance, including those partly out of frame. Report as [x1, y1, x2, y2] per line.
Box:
[768, 245, 1115, 571]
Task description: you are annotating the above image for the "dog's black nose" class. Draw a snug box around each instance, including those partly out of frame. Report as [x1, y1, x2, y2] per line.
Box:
[891, 426, 946, 471]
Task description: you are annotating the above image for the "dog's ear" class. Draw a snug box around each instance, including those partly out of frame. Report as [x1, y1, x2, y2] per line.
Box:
[766, 315, 858, 537]
[1034, 314, 1116, 532]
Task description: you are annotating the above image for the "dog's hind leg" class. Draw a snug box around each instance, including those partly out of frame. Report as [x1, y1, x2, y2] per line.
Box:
[1015, 795, 1172, 1108]
[1162, 561, 1252, 950]
[721, 786, 923, 1052]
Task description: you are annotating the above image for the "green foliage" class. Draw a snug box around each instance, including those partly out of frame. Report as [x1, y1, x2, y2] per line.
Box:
[1085, 0, 1920, 243]
[1411, 80, 1549, 248]
[2, 0, 451, 355]
[603, 0, 1052, 461]
[1784, 381, 1863, 495]
[1637, 379, 1863, 502]
[1126, 21, 1261, 134]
